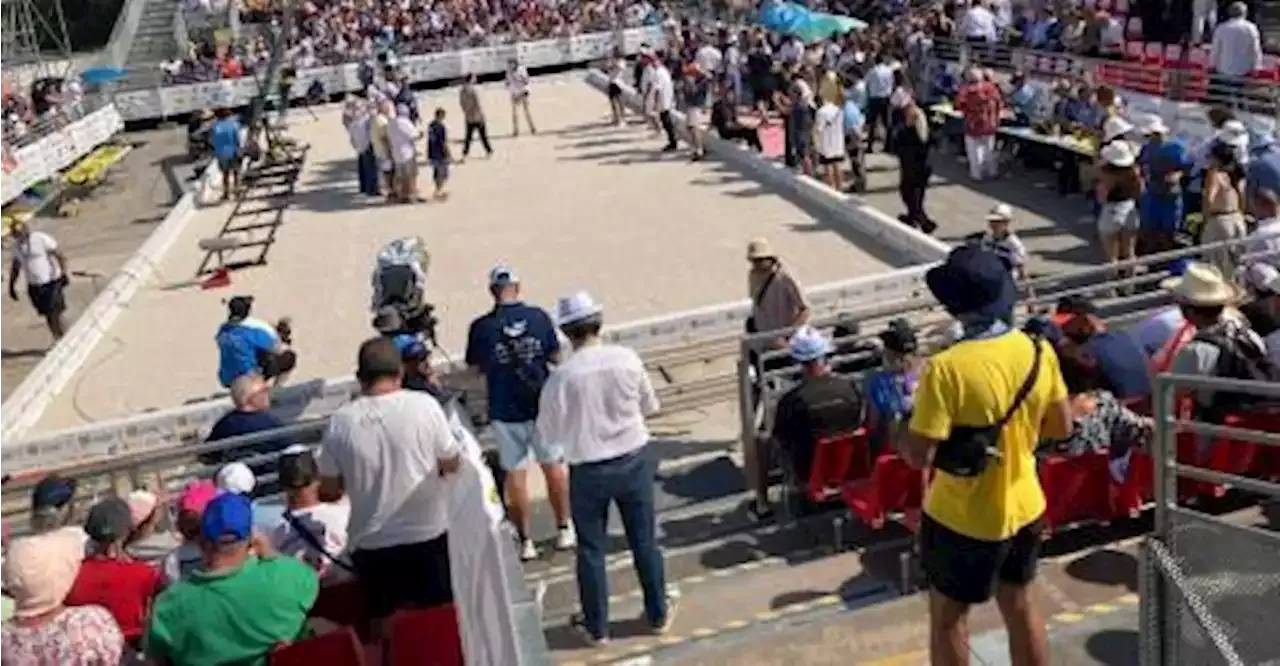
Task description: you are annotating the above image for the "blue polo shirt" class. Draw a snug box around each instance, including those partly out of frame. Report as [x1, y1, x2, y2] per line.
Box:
[465, 302, 560, 423]
[1247, 144, 1280, 205]
[1087, 332, 1152, 400]
[216, 320, 278, 387]
[427, 120, 447, 162]
[211, 117, 241, 160]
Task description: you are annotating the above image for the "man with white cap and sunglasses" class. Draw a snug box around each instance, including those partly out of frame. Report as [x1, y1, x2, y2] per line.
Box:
[1136, 113, 1190, 255]
[466, 265, 574, 561]
[536, 291, 674, 646]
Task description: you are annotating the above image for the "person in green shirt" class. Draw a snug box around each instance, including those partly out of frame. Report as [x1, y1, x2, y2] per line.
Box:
[144, 492, 318, 666]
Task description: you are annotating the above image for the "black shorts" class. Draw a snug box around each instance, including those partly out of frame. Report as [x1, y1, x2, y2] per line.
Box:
[607, 82, 623, 99]
[257, 349, 297, 379]
[351, 533, 453, 618]
[819, 154, 844, 166]
[920, 513, 1044, 605]
[28, 279, 67, 317]
[217, 154, 241, 174]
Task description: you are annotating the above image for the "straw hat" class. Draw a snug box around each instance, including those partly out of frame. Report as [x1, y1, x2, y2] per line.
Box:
[1100, 141, 1136, 167]
[746, 237, 777, 261]
[1160, 262, 1242, 306]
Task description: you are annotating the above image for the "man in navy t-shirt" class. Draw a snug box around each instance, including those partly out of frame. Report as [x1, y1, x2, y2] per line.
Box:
[465, 265, 574, 560]
[204, 374, 290, 482]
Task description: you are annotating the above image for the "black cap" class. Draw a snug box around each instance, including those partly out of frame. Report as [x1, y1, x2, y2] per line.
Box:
[879, 318, 918, 355]
[84, 496, 133, 543]
[1055, 294, 1097, 317]
[227, 295, 254, 320]
[278, 448, 319, 489]
[31, 475, 77, 510]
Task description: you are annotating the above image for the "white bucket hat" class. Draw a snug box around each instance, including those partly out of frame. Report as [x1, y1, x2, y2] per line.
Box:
[787, 326, 832, 362]
[1102, 116, 1134, 142]
[1100, 141, 1136, 167]
[985, 203, 1014, 222]
[557, 290, 603, 325]
[1136, 113, 1169, 136]
[1160, 262, 1242, 306]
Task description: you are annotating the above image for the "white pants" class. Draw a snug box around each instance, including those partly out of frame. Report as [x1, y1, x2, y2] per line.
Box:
[965, 134, 998, 180]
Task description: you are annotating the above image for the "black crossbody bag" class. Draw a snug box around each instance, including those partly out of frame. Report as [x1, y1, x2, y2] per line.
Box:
[932, 335, 1042, 478]
[282, 510, 359, 575]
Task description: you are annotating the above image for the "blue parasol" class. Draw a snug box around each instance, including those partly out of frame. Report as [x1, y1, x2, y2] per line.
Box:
[79, 67, 126, 85]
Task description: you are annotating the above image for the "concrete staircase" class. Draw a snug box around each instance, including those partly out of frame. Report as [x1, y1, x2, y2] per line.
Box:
[117, 0, 180, 90]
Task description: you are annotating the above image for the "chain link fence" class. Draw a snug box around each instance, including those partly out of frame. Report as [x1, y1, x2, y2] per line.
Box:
[1141, 376, 1280, 666]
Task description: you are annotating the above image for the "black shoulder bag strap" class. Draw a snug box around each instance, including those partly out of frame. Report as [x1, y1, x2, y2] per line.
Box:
[997, 334, 1044, 432]
[282, 510, 359, 575]
[745, 271, 779, 334]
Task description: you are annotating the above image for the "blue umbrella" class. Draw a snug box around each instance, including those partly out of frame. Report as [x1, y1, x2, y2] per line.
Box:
[79, 66, 126, 85]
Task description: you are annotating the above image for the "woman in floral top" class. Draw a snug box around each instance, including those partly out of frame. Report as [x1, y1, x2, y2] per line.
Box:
[1040, 344, 1154, 482]
[2, 528, 124, 666]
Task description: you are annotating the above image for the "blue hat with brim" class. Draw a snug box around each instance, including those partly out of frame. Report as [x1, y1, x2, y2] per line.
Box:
[925, 246, 1018, 320]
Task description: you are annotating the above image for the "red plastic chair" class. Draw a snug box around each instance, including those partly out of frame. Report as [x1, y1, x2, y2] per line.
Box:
[388, 604, 464, 666]
[1241, 410, 1280, 480]
[1113, 449, 1154, 518]
[1039, 453, 1116, 535]
[309, 580, 370, 639]
[268, 627, 366, 666]
[842, 454, 926, 529]
[805, 429, 871, 503]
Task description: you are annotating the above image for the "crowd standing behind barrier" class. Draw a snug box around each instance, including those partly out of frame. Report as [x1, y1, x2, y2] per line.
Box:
[1, 100, 124, 207]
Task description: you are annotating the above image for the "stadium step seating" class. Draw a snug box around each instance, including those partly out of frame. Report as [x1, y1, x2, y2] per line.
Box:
[388, 604, 465, 666]
[268, 626, 366, 666]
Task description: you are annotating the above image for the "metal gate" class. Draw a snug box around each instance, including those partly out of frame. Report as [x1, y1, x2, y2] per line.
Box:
[1139, 375, 1280, 666]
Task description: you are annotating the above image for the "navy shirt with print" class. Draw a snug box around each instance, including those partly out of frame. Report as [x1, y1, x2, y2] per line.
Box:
[465, 302, 560, 423]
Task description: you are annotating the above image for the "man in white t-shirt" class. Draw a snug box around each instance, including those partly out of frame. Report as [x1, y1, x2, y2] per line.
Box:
[647, 53, 679, 152]
[271, 446, 352, 584]
[505, 59, 537, 136]
[316, 336, 461, 633]
[815, 96, 846, 192]
[386, 108, 422, 203]
[7, 222, 70, 339]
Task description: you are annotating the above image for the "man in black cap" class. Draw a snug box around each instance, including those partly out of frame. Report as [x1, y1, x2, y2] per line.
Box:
[897, 246, 1072, 666]
[215, 295, 297, 388]
[30, 474, 78, 533]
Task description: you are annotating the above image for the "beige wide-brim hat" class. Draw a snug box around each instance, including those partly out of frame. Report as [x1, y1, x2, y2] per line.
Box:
[1160, 262, 1243, 306]
[1101, 141, 1136, 167]
[746, 237, 777, 261]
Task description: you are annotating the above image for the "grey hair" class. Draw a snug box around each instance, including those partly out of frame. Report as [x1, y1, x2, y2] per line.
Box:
[1228, 1, 1247, 18]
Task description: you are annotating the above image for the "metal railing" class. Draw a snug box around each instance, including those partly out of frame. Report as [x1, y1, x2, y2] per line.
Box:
[931, 38, 1280, 118]
[1139, 375, 1280, 666]
[2, 94, 109, 148]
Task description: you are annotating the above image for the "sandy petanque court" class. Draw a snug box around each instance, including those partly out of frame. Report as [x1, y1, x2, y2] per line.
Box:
[30, 76, 904, 434]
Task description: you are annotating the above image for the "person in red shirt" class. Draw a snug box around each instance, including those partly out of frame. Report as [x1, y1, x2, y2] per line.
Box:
[955, 68, 1004, 181]
[64, 497, 163, 646]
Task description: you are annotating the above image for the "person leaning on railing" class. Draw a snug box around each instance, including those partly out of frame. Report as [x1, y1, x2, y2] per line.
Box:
[896, 245, 1071, 666]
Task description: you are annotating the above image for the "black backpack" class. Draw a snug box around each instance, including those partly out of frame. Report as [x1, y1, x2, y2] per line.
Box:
[1193, 326, 1280, 414]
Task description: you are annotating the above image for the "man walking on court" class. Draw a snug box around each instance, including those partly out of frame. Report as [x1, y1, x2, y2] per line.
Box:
[506, 59, 537, 136]
[466, 266, 574, 560]
[459, 73, 493, 160]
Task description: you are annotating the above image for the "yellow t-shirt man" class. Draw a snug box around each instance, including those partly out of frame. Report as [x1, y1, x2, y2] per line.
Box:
[909, 330, 1067, 542]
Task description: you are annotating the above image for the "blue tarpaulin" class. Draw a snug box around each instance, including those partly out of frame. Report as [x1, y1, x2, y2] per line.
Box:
[756, 1, 867, 43]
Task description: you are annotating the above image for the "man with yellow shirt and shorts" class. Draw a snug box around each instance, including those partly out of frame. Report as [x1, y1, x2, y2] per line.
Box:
[897, 246, 1072, 666]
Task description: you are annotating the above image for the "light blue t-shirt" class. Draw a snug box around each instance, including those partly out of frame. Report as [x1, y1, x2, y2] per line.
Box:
[211, 118, 241, 160]
[842, 101, 865, 134]
[216, 319, 279, 387]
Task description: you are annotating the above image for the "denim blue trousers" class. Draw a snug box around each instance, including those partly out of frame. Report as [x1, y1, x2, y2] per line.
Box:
[356, 148, 379, 195]
[570, 446, 667, 638]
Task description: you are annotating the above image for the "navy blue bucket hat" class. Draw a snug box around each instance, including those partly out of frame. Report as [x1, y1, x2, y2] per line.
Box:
[925, 246, 1018, 320]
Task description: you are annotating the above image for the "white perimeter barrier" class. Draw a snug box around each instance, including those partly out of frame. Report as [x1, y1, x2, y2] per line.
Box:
[2, 104, 125, 206]
[112, 27, 665, 122]
[1, 160, 222, 447]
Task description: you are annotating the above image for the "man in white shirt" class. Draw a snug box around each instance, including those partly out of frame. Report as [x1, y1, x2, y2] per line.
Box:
[864, 54, 895, 153]
[316, 336, 461, 632]
[695, 42, 723, 76]
[386, 107, 422, 203]
[1210, 2, 1262, 100]
[959, 1, 999, 43]
[536, 291, 674, 647]
[7, 222, 70, 339]
[815, 95, 846, 192]
[646, 53, 679, 152]
[505, 58, 537, 136]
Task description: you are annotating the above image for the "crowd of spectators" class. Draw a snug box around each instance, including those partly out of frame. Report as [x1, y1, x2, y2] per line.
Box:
[162, 0, 666, 84]
[2, 77, 87, 147]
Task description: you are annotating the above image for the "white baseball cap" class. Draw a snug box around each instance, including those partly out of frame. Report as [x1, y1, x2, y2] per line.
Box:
[215, 462, 256, 496]
[985, 203, 1014, 222]
[488, 265, 520, 286]
[557, 290, 603, 325]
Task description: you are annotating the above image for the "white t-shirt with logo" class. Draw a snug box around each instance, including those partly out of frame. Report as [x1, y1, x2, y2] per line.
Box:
[816, 102, 846, 159]
[15, 231, 62, 286]
[650, 65, 675, 112]
[316, 390, 461, 551]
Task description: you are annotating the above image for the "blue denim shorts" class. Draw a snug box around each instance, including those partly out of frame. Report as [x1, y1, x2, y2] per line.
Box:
[492, 420, 564, 471]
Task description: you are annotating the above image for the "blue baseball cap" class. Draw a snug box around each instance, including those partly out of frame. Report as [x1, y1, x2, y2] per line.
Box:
[200, 492, 253, 543]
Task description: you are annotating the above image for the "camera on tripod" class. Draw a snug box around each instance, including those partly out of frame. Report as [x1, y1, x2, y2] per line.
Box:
[371, 236, 439, 344]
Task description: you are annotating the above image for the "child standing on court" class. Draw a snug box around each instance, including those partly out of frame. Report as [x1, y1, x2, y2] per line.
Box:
[427, 107, 452, 201]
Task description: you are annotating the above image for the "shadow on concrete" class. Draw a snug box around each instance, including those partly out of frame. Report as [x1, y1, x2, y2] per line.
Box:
[1063, 548, 1140, 591]
[1084, 629, 1141, 665]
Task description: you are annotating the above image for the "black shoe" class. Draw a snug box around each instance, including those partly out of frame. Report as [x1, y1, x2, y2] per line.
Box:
[920, 219, 938, 235]
[662, 144, 678, 152]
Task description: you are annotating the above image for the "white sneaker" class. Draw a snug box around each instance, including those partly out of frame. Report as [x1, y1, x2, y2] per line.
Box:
[555, 525, 577, 550]
[520, 539, 539, 561]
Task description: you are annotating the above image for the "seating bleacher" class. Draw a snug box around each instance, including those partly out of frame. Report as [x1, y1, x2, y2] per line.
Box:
[387, 604, 465, 666]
